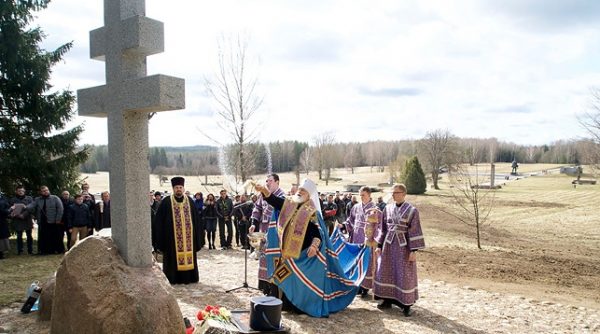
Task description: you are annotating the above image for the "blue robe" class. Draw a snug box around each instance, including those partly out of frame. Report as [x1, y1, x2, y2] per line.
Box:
[265, 200, 371, 317]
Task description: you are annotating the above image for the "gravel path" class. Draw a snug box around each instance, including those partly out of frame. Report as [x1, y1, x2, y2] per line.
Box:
[1, 249, 598, 333]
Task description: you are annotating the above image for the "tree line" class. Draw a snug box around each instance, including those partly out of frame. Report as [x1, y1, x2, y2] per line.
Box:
[79, 134, 596, 180]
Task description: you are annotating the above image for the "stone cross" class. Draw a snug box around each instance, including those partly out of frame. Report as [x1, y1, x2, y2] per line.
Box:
[77, 0, 185, 267]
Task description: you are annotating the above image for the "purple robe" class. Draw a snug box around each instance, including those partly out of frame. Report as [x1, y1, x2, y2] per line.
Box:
[373, 201, 425, 305]
[343, 201, 379, 289]
[251, 187, 285, 283]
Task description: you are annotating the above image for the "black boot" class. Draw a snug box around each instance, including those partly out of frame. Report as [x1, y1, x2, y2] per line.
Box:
[377, 300, 392, 309]
[402, 305, 413, 317]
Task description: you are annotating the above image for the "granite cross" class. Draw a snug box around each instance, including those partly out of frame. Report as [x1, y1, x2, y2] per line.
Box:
[77, 0, 185, 267]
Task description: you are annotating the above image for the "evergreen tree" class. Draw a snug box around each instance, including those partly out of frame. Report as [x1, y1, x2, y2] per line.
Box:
[176, 153, 184, 168]
[149, 147, 160, 170]
[87, 145, 109, 171]
[159, 148, 168, 167]
[80, 157, 98, 173]
[0, 0, 88, 193]
[402, 156, 427, 195]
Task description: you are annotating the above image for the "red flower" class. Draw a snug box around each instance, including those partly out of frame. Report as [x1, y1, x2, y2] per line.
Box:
[197, 304, 231, 323]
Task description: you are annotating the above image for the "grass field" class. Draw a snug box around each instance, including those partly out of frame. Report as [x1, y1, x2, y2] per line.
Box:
[0, 238, 63, 306]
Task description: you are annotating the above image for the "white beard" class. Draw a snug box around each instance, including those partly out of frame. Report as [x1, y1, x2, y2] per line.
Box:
[291, 194, 307, 204]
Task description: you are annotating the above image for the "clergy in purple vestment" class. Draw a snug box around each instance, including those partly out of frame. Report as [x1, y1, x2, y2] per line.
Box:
[249, 173, 286, 295]
[373, 183, 425, 316]
[341, 186, 381, 297]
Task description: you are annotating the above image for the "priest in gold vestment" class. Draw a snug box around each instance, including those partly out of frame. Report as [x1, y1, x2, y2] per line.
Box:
[156, 177, 201, 284]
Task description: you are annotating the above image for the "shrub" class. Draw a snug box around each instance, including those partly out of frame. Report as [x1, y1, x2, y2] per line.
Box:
[402, 156, 427, 194]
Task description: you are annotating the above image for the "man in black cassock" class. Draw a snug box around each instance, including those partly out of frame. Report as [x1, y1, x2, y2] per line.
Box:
[155, 177, 201, 284]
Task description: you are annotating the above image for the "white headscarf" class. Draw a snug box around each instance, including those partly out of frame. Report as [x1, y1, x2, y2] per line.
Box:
[298, 178, 321, 212]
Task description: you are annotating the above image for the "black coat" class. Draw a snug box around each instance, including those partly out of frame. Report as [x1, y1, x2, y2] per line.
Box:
[95, 201, 111, 231]
[155, 195, 201, 284]
[68, 203, 92, 228]
[9, 195, 33, 231]
[202, 204, 218, 221]
[216, 197, 233, 219]
[0, 197, 10, 239]
[234, 202, 254, 222]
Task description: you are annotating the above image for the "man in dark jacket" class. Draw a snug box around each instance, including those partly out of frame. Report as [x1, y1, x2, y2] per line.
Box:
[60, 191, 74, 250]
[95, 191, 111, 231]
[334, 191, 346, 223]
[193, 192, 205, 249]
[376, 196, 386, 211]
[322, 194, 338, 236]
[0, 195, 10, 259]
[233, 194, 254, 249]
[81, 187, 95, 237]
[9, 186, 34, 255]
[216, 189, 233, 250]
[68, 194, 92, 249]
[150, 191, 162, 252]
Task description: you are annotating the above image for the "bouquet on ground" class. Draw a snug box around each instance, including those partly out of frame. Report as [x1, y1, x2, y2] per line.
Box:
[196, 305, 232, 323]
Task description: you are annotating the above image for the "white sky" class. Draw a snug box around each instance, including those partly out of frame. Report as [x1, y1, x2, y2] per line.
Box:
[34, 0, 600, 147]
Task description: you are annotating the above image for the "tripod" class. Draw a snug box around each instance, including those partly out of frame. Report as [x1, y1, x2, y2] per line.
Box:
[226, 224, 261, 293]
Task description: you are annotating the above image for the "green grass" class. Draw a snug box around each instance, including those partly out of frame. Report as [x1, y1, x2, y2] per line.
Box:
[0, 237, 63, 306]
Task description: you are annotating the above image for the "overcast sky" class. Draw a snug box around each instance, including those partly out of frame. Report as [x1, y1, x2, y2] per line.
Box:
[35, 0, 600, 147]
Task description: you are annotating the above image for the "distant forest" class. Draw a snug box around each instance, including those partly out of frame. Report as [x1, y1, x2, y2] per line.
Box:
[79, 137, 594, 179]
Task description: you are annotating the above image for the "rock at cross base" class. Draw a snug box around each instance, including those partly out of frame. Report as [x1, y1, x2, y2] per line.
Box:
[50, 236, 184, 334]
[38, 273, 56, 321]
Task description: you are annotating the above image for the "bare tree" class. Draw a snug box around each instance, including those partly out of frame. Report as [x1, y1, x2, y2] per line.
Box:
[299, 147, 312, 175]
[419, 129, 458, 189]
[444, 164, 497, 249]
[388, 154, 408, 184]
[344, 143, 360, 174]
[577, 140, 600, 174]
[364, 141, 386, 172]
[204, 35, 263, 182]
[461, 138, 481, 166]
[312, 132, 336, 182]
[578, 88, 600, 173]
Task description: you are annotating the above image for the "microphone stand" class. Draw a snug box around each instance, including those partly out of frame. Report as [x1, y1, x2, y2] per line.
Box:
[226, 219, 261, 293]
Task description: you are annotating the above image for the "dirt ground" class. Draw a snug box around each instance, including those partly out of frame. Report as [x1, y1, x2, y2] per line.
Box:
[1, 166, 599, 333]
[416, 202, 600, 309]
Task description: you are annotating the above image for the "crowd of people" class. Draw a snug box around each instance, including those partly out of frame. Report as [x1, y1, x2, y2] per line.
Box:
[0, 175, 425, 319]
[0, 183, 111, 259]
[148, 181, 362, 255]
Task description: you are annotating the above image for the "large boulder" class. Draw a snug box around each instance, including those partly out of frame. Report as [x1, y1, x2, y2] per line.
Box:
[50, 236, 184, 334]
[38, 273, 56, 321]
